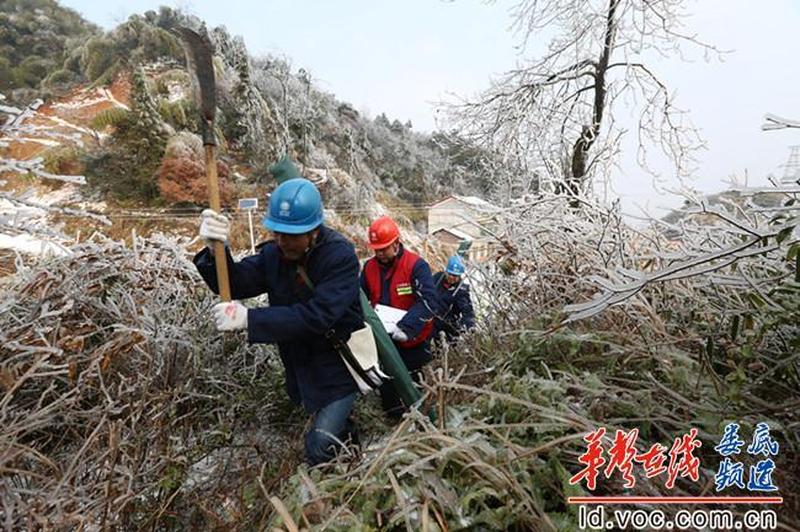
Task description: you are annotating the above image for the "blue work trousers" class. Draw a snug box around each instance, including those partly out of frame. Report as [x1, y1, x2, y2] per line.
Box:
[304, 392, 358, 465]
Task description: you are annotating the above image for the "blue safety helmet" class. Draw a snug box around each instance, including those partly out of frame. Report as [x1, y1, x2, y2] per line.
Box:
[262, 178, 324, 234]
[445, 255, 466, 276]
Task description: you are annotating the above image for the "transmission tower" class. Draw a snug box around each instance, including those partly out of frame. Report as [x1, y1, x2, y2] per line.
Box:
[780, 145, 800, 184]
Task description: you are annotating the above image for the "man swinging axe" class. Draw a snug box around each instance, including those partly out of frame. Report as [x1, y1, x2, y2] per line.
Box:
[179, 27, 362, 465]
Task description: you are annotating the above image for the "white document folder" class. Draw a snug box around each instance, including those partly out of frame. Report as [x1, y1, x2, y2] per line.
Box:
[374, 304, 407, 331]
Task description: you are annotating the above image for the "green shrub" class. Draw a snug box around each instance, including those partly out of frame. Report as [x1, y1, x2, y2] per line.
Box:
[42, 68, 78, 89]
[0, 0, 98, 92]
[158, 99, 197, 132]
[42, 145, 83, 175]
[90, 107, 130, 131]
[80, 35, 118, 82]
[85, 70, 168, 202]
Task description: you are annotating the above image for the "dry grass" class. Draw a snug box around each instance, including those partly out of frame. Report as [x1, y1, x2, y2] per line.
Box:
[1, 189, 798, 530]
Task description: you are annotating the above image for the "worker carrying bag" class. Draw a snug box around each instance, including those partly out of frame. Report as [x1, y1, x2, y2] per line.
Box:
[297, 265, 388, 394]
[326, 323, 387, 394]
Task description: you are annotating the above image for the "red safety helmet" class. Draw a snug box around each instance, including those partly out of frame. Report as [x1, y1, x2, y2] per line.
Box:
[368, 216, 400, 250]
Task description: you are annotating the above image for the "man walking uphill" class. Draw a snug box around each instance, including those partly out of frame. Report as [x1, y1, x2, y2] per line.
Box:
[360, 216, 440, 418]
[432, 255, 475, 343]
[194, 177, 362, 466]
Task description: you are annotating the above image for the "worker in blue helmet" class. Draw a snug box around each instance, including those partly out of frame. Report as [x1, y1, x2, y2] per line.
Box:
[432, 255, 476, 343]
[193, 177, 363, 466]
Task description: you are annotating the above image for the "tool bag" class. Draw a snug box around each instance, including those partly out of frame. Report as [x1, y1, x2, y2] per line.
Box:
[297, 265, 388, 393]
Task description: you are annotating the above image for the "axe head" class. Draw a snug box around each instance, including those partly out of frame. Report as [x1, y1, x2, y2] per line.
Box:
[176, 26, 216, 123]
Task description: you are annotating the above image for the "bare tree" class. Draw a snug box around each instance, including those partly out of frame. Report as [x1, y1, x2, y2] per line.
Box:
[446, 0, 722, 204]
[762, 113, 800, 132]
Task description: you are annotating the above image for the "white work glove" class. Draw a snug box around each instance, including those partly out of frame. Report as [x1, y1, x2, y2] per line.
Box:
[391, 326, 409, 343]
[212, 301, 248, 331]
[199, 209, 229, 247]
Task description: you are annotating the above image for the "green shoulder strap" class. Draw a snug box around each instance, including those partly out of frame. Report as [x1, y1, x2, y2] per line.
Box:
[297, 265, 423, 410]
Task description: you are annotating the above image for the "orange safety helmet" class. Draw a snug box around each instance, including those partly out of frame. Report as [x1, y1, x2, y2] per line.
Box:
[368, 216, 400, 250]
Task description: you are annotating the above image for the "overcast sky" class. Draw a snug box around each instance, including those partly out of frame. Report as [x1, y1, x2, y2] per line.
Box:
[60, 0, 800, 216]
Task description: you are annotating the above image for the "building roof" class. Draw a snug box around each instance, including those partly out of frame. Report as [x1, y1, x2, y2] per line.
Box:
[430, 195, 497, 210]
[432, 226, 473, 241]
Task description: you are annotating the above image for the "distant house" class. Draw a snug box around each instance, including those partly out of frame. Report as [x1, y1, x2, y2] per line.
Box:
[430, 226, 473, 245]
[427, 195, 499, 261]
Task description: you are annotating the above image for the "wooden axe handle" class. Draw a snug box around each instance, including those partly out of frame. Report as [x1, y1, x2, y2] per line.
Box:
[205, 143, 231, 302]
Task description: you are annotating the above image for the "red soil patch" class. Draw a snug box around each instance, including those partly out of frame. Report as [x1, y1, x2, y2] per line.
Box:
[4, 141, 48, 161]
[109, 72, 132, 105]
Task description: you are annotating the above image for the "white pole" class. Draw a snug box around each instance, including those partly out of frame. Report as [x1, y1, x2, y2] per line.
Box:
[247, 210, 255, 254]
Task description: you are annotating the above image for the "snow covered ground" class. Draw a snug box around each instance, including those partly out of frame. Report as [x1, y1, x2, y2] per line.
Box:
[0, 232, 70, 256]
[0, 90, 111, 260]
[0, 190, 76, 257]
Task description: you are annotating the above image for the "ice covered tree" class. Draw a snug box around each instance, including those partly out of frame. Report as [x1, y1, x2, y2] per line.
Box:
[213, 28, 280, 166]
[86, 68, 168, 200]
[446, 0, 720, 204]
[130, 67, 162, 133]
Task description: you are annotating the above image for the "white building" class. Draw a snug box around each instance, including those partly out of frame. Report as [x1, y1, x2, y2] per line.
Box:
[427, 195, 499, 262]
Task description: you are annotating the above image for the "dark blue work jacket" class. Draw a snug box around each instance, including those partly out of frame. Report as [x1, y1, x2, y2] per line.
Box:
[432, 271, 476, 340]
[194, 225, 361, 412]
